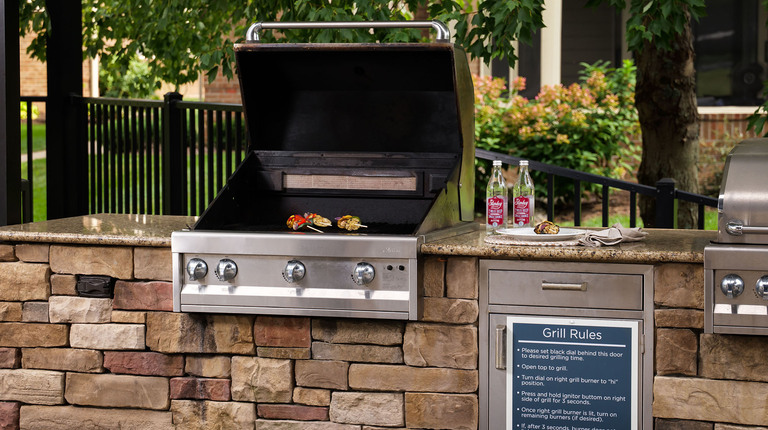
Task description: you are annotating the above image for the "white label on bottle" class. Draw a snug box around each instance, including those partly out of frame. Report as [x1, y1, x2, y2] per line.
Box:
[513, 195, 532, 225]
[487, 196, 506, 227]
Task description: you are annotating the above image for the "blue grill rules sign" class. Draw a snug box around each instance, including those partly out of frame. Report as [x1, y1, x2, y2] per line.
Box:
[507, 316, 640, 430]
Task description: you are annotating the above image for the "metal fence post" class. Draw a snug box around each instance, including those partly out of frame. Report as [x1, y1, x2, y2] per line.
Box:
[162, 92, 184, 215]
[655, 178, 677, 228]
[0, 0, 21, 226]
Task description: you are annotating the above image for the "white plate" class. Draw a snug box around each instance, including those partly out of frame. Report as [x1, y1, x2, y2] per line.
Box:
[494, 227, 587, 241]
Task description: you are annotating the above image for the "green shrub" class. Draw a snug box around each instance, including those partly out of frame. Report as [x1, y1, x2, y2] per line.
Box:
[474, 60, 641, 209]
[100, 54, 159, 99]
[20, 102, 39, 121]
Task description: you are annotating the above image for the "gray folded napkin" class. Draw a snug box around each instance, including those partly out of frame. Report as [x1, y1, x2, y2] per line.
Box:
[578, 223, 647, 247]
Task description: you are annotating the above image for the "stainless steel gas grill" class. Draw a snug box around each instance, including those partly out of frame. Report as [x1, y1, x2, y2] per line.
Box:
[171, 21, 475, 320]
[705, 138, 768, 335]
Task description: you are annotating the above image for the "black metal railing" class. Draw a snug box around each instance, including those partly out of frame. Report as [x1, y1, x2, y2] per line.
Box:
[20, 96, 47, 223]
[20, 93, 718, 229]
[476, 149, 718, 229]
[81, 94, 246, 217]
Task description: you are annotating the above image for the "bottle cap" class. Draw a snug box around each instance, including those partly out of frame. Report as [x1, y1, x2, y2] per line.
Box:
[519, 160, 528, 166]
[493, 160, 502, 166]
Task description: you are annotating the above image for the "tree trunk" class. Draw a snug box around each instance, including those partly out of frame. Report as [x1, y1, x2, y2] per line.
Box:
[635, 10, 700, 228]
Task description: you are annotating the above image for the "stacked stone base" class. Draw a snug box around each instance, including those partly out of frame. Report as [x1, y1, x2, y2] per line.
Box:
[4, 241, 768, 428]
[653, 264, 768, 429]
[0, 243, 479, 429]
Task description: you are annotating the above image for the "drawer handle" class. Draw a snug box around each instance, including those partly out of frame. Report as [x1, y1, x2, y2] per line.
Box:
[495, 325, 506, 370]
[542, 281, 587, 291]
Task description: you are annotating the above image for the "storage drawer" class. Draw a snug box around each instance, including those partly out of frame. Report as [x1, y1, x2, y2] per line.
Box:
[488, 269, 643, 310]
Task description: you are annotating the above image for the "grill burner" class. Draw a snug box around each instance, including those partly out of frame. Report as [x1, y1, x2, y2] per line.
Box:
[172, 21, 475, 320]
[705, 139, 768, 335]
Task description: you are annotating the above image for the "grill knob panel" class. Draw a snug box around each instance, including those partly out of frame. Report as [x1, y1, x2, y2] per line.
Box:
[186, 258, 208, 281]
[756, 276, 768, 299]
[352, 262, 375, 286]
[283, 260, 306, 283]
[720, 274, 745, 298]
[215, 259, 238, 282]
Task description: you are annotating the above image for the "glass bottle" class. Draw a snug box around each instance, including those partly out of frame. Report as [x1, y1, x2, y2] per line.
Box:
[486, 160, 508, 233]
[512, 160, 535, 228]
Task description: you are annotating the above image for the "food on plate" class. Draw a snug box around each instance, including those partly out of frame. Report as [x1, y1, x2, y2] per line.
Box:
[304, 213, 332, 227]
[533, 220, 560, 235]
[335, 215, 367, 231]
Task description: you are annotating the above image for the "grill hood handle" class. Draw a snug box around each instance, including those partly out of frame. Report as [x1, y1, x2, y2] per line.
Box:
[245, 20, 450, 43]
[726, 220, 768, 236]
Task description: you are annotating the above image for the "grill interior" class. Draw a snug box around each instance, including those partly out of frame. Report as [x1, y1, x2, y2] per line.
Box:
[192, 42, 475, 234]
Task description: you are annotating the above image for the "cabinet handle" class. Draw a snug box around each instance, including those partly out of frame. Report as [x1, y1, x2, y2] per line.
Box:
[495, 325, 506, 370]
[542, 281, 587, 291]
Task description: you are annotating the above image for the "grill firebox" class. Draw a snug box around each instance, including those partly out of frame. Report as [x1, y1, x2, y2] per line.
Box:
[172, 21, 475, 320]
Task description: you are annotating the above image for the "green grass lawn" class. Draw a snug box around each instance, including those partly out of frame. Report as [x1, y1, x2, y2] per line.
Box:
[20, 123, 46, 154]
[20, 158, 46, 222]
[20, 123, 47, 221]
[559, 207, 718, 230]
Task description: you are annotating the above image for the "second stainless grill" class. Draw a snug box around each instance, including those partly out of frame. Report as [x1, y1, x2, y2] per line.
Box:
[705, 138, 768, 334]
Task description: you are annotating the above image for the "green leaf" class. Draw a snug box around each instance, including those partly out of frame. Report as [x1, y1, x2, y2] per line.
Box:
[642, 1, 653, 14]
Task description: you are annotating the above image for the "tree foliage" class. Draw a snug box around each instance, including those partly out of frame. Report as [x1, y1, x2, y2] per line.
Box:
[20, 0, 551, 90]
[20, 0, 709, 226]
[589, 0, 705, 52]
[19, 0, 707, 91]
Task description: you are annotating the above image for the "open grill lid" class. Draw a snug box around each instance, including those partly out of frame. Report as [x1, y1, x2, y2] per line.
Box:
[192, 21, 475, 234]
[716, 138, 768, 244]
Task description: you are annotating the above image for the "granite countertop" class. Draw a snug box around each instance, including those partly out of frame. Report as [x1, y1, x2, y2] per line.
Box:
[0, 215, 715, 263]
[421, 227, 716, 264]
[0, 213, 196, 247]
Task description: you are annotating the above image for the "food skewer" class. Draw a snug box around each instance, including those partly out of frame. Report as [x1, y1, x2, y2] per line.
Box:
[304, 213, 332, 228]
[335, 215, 367, 231]
[286, 214, 324, 233]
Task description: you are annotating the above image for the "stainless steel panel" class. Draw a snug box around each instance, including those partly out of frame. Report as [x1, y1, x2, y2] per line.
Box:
[180, 284, 410, 311]
[705, 243, 768, 334]
[479, 260, 654, 430]
[172, 236, 420, 320]
[487, 314, 645, 429]
[180, 304, 409, 320]
[704, 243, 768, 270]
[488, 270, 643, 310]
[172, 231, 419, 258]
[179, 254, 413, 291]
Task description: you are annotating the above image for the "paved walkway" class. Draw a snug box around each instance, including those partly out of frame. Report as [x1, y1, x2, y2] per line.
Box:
[20, 150, 46, 163]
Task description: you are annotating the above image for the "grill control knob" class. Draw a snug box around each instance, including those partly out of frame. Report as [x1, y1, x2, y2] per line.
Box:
[186, 258, 208, 281]
[215, 259, 238, 282]
[720, 274, 745, 299]
[352, 262, 375, 286]
[756, 276, 768, 300]
[283, 260, 306, 283]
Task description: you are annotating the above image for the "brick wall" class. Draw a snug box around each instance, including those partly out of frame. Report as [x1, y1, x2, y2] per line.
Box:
[204, 69, 241, 104]
[19, 34, 47, 97]
[20, 34, 93, 120]
[698, 112, 761, 195]
[0, 244, 479, 429]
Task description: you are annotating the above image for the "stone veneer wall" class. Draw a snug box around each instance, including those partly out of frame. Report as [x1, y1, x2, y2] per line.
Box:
[653, 264, 768, 430]
[0, 243, 479, 430]
[4, 242, 768, 429]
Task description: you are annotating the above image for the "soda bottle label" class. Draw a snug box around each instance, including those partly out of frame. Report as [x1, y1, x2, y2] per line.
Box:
[486, 196, 506, 227]
[513, 196, 531, 225]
